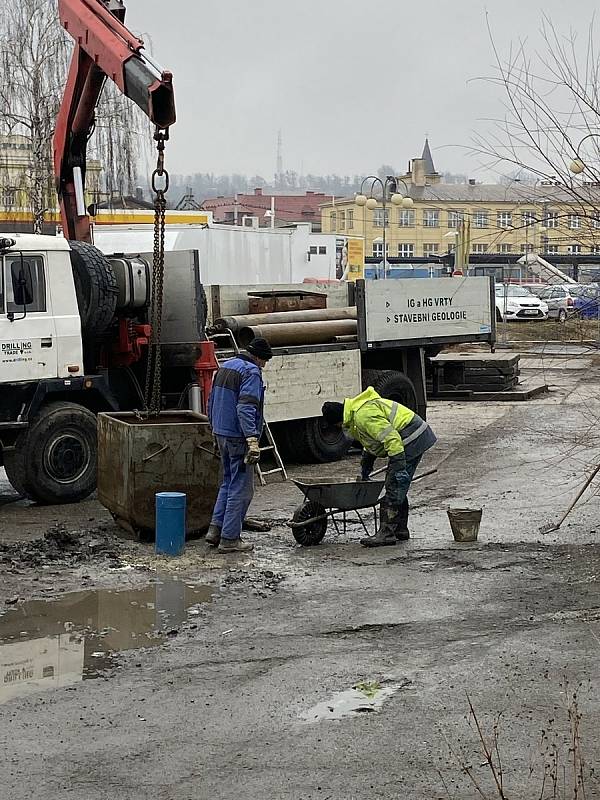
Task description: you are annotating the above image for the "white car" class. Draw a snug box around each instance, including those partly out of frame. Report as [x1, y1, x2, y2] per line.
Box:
[495, 284, 548, 321]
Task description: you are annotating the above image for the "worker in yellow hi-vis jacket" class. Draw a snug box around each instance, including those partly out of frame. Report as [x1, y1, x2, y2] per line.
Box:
[322, 387, 437, 547]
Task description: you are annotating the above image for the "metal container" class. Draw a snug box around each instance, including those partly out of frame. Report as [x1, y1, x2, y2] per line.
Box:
[447, 507, 482, 542]
[248, 291, 327, 314]
[97, 411, 220, 538]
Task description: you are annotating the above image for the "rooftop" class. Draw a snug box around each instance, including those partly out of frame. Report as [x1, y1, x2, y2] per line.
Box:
[321, 182, 600, 206]
[0, 233, 70, 251]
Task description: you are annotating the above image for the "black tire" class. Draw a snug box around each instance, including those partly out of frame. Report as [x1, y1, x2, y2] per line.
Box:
[287, 417, 351, 464]
[290, 501, 327, 546]
[68, 240, 118, 336]
[8, 402, 98, 505]
[362, 369, 418, 411]
[496, 307, 503, 322]
[558, 309, 567, 323]
[3, 449, 27, 496]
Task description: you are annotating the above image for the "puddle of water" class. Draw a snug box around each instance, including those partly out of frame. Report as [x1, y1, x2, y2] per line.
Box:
[0, 578, 212, 704]
[301, 683, 405, 722]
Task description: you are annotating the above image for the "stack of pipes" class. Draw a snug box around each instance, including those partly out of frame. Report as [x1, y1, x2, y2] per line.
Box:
[211, 307, 358, 347]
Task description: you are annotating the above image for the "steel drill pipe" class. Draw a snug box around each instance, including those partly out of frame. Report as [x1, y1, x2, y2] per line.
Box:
[238, 319, 358, 347]
[214, 306, 357, 333]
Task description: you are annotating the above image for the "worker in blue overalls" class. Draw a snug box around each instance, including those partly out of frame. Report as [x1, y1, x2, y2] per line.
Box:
[205, 337, 273, 553]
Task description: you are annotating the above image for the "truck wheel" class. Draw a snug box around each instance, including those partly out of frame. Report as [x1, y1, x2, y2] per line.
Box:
[362, 369, 418, 411]
[3, 449, 27, 496]
[291, 417, 351, 463]
[8, 402, 98, 505]
[68, 240, 118, 336]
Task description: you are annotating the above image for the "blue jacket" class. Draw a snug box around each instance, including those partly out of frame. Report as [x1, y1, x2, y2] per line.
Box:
[208, 355, 265, 439]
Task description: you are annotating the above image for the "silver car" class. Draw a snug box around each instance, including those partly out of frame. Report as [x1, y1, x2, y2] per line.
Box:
[533, 285, 587, 322]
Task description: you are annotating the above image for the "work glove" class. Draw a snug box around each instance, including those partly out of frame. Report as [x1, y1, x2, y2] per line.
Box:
[245, 436, 261, 465]
[360, 450, 376, 481]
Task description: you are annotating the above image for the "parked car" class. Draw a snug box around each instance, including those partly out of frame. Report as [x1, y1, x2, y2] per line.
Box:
[533, 284, 587, 322]
[574, 286, 600, 319]
[495, 285, 548, 321]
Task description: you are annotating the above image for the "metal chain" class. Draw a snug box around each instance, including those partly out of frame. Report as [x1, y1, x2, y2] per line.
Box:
[144, 127, 170, 416]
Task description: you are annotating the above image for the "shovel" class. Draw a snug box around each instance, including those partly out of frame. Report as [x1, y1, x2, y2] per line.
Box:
[368, 465, 438, 482]
[539, 461, 600, 535]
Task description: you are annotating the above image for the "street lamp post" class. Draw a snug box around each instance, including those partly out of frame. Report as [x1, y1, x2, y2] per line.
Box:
[355, 175, 413, 277]
[569, 133, 600, 175]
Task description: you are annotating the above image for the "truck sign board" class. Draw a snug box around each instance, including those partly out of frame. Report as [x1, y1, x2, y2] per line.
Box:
[356, 277, 495, 349]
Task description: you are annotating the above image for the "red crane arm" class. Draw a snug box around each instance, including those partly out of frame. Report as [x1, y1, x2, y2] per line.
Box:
[53, 0, 176, 242]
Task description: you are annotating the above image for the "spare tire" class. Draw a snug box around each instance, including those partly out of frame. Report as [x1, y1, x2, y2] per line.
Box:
[68, 240, 118, 336]
[362, 369, 418, 411]
[285, 417, 351, 464]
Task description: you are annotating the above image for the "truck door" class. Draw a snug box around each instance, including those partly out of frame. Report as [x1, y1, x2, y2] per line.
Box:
[0, 253, 58, 381]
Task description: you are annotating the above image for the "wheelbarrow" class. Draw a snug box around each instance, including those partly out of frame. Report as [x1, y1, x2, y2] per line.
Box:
[288, 478, 385, 546]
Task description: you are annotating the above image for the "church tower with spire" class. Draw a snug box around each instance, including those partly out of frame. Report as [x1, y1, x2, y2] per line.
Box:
[421, 138, 438, 177]
[402, 137, 441, 187]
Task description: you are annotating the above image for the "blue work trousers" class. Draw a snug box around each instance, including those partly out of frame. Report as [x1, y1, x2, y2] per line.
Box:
[210, 435, 255, 541]
[384, 455, 422, 528]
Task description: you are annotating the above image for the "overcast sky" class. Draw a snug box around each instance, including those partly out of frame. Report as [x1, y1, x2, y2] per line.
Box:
[126, 0, 596, 180]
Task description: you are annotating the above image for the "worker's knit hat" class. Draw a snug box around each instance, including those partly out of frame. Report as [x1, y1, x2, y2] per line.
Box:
[247, 337, 273, 361]
[321, 401, 344, 424]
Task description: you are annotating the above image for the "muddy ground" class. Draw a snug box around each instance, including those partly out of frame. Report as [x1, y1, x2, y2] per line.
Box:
[2, 346, 600, 799]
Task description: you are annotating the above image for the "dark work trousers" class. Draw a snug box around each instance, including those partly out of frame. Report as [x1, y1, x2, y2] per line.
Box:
[384, 454, 422, 528]
[210, 436, 255, 541]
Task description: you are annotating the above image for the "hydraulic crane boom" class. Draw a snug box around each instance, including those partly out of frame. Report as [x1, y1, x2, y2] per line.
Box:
[54, 0, 176, 242]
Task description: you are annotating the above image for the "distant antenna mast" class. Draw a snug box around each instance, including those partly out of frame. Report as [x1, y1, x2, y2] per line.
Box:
[175, 187, 201, 210]
[276, 129, 283, 185]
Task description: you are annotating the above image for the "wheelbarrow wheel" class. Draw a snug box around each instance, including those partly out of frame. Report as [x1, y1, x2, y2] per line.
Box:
[291, 501, 327, 546]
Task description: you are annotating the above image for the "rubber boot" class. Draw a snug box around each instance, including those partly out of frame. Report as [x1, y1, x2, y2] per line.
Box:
[218, 538, 254, 553]
[395, 499, 410, 541]
[360, 505, 397, 548]
[205, 523, 221, 546]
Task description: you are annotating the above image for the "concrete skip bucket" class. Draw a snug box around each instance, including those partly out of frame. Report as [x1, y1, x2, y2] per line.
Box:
[97, 411, 220, 539]
[447, 508, 482, 542]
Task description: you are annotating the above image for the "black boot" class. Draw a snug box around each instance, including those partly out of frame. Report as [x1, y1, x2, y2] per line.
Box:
[360, 505, 397, 548]
[395, 498, 410, 541]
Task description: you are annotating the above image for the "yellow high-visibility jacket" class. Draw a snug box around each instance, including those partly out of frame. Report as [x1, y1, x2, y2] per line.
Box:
[343, 387, 422, 458]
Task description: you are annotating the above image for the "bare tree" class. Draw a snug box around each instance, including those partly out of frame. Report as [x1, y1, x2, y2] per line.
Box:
[473, 14, 600, 208]
[0, 0, 149, 233]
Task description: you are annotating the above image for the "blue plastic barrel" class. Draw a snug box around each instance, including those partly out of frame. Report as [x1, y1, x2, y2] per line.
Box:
[155, 492, 186, 555]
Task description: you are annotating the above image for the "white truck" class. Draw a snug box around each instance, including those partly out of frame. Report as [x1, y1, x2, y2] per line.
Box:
[0, 233, 495, 504]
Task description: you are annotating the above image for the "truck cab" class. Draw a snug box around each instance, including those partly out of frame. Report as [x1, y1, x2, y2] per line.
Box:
[0, 235, 83, 382]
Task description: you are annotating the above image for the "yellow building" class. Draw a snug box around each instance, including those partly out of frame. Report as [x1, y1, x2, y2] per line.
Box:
[321, 140, 600, 260]
[0, 134, 102, 233]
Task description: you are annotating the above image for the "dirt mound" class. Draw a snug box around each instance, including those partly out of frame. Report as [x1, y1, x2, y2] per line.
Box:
[0, 524, 124, 569]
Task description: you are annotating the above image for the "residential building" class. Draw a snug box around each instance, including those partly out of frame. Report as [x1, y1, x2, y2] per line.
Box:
[201, 188, 334, 231]
[320, 139, 600, 259]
